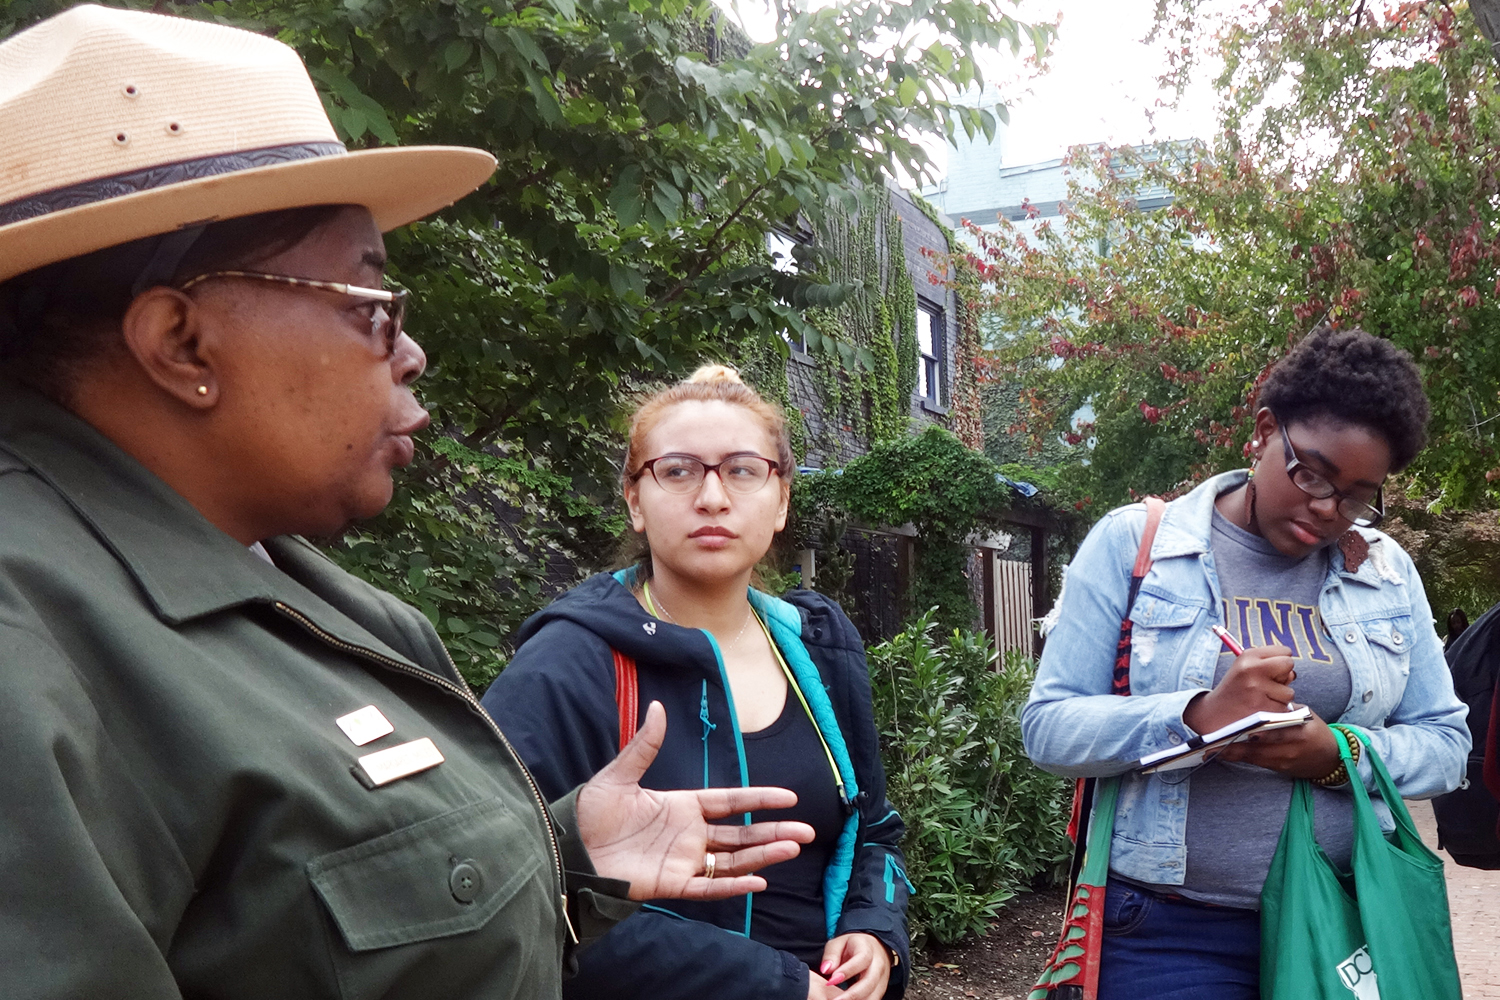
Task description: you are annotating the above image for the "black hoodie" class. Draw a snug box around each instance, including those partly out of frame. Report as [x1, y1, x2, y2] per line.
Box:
[482, 572, 910, 999]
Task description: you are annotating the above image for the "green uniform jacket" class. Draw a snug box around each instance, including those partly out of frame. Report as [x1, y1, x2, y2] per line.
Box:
[0, 387, 633, 1000]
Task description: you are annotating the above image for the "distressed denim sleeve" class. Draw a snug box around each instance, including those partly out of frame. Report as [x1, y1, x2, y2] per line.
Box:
[1021, 507, 1207, 778]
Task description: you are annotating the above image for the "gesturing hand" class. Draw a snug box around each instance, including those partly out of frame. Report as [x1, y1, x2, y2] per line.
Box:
[576, 701, 815, 901]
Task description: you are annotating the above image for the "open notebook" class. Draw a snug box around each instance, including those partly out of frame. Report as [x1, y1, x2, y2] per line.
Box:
[1136, 706, 1312, 773]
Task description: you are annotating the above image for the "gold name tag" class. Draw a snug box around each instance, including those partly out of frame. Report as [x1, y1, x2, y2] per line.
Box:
[357, 738, 445, 787]
[336, 705, 395, 747]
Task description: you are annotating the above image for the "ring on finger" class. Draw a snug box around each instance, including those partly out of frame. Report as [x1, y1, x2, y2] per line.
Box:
[702, 853, 716, 879]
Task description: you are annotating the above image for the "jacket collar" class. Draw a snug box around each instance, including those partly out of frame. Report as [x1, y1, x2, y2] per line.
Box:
[1150, 470, 1244, 560]
[1152, 468, 1390, 588]
[0, 385, 424, 660]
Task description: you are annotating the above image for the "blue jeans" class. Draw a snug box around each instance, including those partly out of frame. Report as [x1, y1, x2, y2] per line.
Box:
[1097, 878, 1260, 1000]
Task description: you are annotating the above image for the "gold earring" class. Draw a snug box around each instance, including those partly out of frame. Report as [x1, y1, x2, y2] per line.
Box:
[196, 385, 209, 396]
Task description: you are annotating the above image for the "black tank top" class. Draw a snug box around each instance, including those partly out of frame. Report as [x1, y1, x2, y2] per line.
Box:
[744, 689, 846, 969]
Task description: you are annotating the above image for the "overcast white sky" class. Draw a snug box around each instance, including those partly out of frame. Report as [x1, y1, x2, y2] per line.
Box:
[988, 0, 1221, 167]
[724, 0, 1223, 174]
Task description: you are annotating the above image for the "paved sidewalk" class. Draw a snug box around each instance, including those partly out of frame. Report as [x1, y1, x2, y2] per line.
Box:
[1411, 800, 1500, 997]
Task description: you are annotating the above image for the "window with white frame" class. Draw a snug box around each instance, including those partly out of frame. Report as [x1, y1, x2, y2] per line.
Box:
[916, 303, 943, 404]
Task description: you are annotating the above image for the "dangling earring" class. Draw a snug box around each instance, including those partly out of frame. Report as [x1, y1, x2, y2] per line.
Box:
[1242, 432, 1263, 530]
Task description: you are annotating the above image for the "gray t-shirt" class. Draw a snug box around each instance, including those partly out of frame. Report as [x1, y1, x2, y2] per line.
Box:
[1169, 507, 1356, 909]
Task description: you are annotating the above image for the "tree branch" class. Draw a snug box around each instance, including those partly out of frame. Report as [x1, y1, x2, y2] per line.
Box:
[649, 123, 840, 310]
[1470, 0, 1500, 64]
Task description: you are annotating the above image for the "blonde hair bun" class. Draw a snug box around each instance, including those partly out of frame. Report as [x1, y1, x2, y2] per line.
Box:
[687, 364, 744, 385]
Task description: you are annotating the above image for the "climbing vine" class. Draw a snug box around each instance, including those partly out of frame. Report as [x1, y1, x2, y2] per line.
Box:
[949, 255, 985, 449]
[799, 186, 921, 453]
[911, 192, 984, 448]
[887, 234, 920, 434]
[793, 425, 1069, 632]
[736, 326, 808, 461]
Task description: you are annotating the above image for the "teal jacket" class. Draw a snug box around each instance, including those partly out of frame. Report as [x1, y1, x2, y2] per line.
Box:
[0, 387, 631, 1000]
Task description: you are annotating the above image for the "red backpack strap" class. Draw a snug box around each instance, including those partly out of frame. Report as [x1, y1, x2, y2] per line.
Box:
[613, 649, 639, 753]
[1064, 497, 1168, 845]
[1110, 497, 1166, 698]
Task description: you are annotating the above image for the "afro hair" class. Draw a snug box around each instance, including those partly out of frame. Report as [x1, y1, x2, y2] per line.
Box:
[1257, 326, 1429, 471]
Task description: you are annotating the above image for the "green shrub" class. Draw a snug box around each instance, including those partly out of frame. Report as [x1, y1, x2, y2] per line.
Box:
[867, 613, 1072, 946]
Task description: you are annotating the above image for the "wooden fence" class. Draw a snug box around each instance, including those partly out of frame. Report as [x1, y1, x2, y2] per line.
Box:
[989, 555, 1035, 657]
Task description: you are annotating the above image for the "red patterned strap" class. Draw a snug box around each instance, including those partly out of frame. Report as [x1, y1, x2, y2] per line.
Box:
[613, 649, 639, 752]
[1070, 498, 1167, 851]
[1110, 497, 1166, 698]
[1043, 498, 1167, 1000]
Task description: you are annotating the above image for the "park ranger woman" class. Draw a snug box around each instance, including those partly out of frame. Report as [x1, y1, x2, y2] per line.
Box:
[0, 7, 811, 998]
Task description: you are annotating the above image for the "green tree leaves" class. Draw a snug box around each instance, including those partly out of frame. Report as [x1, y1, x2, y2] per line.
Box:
[0, 0, 1051, 683]
[969, 1, 1500, 516]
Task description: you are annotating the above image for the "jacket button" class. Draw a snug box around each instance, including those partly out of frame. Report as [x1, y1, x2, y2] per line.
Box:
[450, 860, 483, 904]
[1345, 631, 1357, 643]
[1392, 632, 1403, 645]
[1362, 690, 1374, 703]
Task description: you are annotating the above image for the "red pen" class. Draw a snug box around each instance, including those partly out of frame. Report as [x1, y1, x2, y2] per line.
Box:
[1211, 624, 1298, 710]
[1211, 624, 1245, 657]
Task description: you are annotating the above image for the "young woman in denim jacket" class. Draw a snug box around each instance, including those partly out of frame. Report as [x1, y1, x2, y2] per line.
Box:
[1022, 327, 1469, 999]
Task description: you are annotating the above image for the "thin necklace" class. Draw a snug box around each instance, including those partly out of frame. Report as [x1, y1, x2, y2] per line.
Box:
[645, 580, 755, 646]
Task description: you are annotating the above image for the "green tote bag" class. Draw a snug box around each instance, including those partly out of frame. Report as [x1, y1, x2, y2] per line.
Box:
[1260, 727, 1462, 1000]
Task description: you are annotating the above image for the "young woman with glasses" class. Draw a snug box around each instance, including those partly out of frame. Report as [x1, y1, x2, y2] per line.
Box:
[1021, 327, 1469, 999]
[482, 366, 911, 1000]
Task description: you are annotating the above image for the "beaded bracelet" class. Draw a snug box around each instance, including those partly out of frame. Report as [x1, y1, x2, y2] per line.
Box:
[1312, 725, 1363, 787]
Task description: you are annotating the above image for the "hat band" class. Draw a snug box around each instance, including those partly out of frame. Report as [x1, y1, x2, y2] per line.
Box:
[0, 141, 348, 227]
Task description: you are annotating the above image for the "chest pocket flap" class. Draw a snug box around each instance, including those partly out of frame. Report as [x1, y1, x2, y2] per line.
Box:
[1128, 593, 1201, 629]
[308, 797, 545, 952]
[1360, 616, 1414, 657]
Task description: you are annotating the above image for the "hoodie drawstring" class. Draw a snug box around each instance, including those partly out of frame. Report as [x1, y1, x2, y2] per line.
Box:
[699, 680, 716, 787]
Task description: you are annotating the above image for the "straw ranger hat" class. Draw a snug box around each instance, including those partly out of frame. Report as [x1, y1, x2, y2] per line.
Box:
[0, 4, 497, 283]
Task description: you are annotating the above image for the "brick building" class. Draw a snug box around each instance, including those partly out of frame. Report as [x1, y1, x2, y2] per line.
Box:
[787, 181, 962, 470]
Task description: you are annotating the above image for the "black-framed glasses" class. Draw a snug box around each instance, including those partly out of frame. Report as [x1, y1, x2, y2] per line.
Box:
[1278, 423, 1384, 527]
[633, 453, 782, 495]
[177, 270, 408, 357]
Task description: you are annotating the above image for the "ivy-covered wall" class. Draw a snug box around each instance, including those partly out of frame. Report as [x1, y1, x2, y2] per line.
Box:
[891, 187, 961, 429]
[778, 182, 961, 471]
[740, 184, 1021, 635]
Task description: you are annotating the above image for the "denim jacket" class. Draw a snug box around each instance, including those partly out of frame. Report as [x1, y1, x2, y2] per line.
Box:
[1022, 470, 1470, 886]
